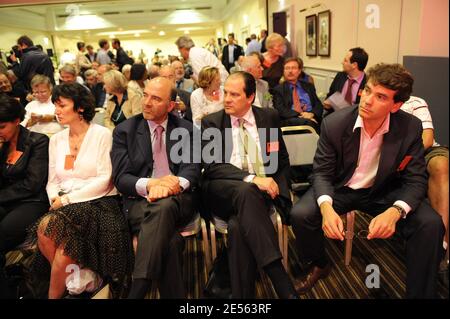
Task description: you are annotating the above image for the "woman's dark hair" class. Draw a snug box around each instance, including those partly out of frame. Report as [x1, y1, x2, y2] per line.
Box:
[77, 41, 85, 51]
[130, 63, 147, 81]
[0, 93, 25, 122]
[51, 83, 96, 122]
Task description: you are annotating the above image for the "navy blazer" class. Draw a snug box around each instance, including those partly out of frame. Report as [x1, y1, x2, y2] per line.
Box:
[272, 80, 323, 123]
[111, 113, 201, 213]
[201, 106, 292, 222]
[0, 126, 49, 205]
[313, 106, 427, 211]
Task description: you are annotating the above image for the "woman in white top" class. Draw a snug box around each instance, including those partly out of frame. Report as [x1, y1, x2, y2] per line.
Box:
[190, 66, 224, 127]
[21, 75, 64, 135]
[32, 83, 133, 299]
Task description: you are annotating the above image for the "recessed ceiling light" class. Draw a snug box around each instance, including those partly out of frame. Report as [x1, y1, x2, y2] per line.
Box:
[159, 31, 165, 36]
[151, 26, 156, 30]
[184, 30, 190, 34]
[109, 34, 115, 38]
[118, 28, 123, 31]
[134, 33, 140, 37]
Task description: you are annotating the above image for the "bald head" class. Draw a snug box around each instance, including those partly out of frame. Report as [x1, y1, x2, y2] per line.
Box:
[142, 77, 177, 122]
[159, 65, 176, 84]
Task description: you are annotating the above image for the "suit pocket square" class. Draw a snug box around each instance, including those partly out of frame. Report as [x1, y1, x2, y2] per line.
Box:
[397, 155, 413, 172]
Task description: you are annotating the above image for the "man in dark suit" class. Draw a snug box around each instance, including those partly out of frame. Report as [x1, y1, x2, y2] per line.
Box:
[221, 33, 245, 73]
[323, 47, 368, 112]
[290, 63, 445, 298]
[273, 57, 323, 132]
[112, 38, 134, 71]
[111, 77, 200, 298]
[201, 71, 297, 298]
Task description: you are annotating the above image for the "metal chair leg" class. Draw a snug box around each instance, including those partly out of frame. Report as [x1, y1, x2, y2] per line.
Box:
[201, 218, 211, 271]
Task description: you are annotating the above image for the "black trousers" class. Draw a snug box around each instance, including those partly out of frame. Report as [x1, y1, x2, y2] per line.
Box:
[128, 192, 196, 298]
[203, 179, 282, 298]
[0, 201, 48, 298]
[290, 187, 445, 298]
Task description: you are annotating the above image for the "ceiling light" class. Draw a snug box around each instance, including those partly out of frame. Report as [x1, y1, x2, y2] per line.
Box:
[184, 30, 190, 34]
[159, 31, 165, 36]
[109, 34, 115, 38]
[134, 33, 140, 37]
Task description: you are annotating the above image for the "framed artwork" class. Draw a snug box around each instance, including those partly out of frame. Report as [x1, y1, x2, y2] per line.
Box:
[305, 14, 317, 56]
[318, 10, 331, 56]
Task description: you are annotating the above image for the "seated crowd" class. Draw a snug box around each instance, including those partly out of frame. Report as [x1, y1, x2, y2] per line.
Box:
[0, 33, 448, 300]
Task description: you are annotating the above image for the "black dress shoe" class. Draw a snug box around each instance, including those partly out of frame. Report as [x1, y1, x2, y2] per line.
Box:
[294, 264, 332, 294]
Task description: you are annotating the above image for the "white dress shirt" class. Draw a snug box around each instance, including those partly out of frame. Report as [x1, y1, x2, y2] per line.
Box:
[188, 47, 229, 85]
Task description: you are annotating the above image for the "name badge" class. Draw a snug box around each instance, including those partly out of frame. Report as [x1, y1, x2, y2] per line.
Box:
[7, 150, 23, 165]
[267, 141, 279, 153]
[64, 155, 76, 170]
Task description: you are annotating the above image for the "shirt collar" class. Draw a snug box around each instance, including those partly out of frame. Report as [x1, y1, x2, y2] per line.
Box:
[348, 72, 365, 85]
[147, 118, 168, 135]
[230, 107, 255, 128]
[353, 113, 391, 136]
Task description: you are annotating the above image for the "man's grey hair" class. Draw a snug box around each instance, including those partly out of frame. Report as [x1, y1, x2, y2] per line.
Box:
[175, 36, 195, 49]
[59, 63, 77, 75]
[240, 56, 259, 71]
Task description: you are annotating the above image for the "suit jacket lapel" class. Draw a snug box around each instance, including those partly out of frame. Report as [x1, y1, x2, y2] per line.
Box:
[342, 113, 361, 185]
[371, 115, 402, 192]
[166, 116, 177, 173]
[137, 118, 153, 171]
[222, 113, 233, 163]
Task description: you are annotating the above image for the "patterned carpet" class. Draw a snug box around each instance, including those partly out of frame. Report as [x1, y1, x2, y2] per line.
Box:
[6, 212, 448, 299]
[178, 211, 449, 299]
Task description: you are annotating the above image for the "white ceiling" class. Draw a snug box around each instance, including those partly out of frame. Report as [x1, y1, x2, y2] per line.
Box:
[0, 0, 232, 38]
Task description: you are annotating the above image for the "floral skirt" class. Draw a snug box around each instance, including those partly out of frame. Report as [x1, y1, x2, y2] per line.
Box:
[29, 196, 134, 298]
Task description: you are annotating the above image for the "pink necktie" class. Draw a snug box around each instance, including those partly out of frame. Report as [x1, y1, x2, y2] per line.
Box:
[153, 125, 171, 178]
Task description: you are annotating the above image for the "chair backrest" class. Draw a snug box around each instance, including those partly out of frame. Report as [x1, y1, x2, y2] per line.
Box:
[281, 125, 319, 166]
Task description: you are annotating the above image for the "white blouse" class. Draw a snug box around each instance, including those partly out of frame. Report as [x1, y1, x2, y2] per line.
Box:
[46, 123, 118, 204]
[190, 87, 224, 127]
[21, 99, 65, 135]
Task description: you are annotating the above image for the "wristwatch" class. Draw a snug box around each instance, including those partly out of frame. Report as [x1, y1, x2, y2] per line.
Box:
[392, 204, 406, 218]
[60, 194, 70, 206]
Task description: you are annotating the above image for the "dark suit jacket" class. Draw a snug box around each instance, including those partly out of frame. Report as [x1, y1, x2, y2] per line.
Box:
[85, 52, 97, 63]
[0, 126, 49, 205]
[115, 47, 134, 71]
[175, 88, 193, 122]
[326, 71, 367, 105]
[313, 106, 427, 211]
[272, 81, 323, 123]
[111, 113, 201, 214]
[221, 44, 244, 72]
[201, 106, 292, 222]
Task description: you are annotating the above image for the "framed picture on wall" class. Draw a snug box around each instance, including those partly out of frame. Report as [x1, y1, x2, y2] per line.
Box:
[318, 10, 331, 56]
[305, 14, 317, 56]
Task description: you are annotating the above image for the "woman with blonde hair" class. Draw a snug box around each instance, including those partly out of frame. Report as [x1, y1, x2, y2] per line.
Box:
[103, 70, 142, 129]
[262, 33, 286, 89]
[190, 66, 224, 127]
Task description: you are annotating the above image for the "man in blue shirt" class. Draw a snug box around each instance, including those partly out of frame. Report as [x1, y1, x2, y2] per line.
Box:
[272, 57, 323, 132]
